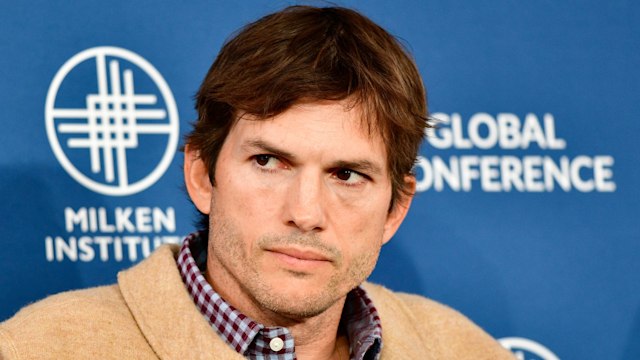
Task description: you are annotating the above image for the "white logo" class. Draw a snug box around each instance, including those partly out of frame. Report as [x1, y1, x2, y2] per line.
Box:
[499, 337, 560, 360]
[45, 46, 179, 196]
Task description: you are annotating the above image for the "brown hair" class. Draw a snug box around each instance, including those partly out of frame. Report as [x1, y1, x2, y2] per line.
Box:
[186, 5, 430, 227]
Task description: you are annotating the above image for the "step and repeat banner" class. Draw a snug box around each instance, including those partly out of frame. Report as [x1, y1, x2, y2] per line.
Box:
[1, 1, 638, 359]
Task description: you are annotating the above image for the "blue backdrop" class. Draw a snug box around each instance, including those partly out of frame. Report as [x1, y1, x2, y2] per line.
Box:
[1, 1, 638, 359]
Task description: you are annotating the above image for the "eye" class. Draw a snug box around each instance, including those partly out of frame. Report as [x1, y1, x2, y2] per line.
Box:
[253, 154, 284, 171]
[334, 169, 366, 186]
[255, 154, 272, 166]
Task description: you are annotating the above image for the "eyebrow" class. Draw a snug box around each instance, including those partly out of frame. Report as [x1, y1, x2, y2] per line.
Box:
[242, 139, 295, 160]
[241, 138, 384, 176]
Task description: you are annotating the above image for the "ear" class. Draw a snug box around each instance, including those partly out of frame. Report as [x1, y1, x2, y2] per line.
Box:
[184, 144, 213, 214]
[381, 175, 416, 245]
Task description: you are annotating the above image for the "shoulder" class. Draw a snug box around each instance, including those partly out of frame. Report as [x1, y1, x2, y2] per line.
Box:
[362, 282, 515, 359]
[366, 283, 477, 331]
[3, 285, 128, 324]
[0, 285, 155, 360]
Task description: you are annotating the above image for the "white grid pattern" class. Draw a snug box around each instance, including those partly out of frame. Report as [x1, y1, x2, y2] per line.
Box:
[52, 55, 172, 186]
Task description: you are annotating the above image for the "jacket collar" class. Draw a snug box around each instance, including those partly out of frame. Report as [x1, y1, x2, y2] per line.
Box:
[117, 244, 244, 360]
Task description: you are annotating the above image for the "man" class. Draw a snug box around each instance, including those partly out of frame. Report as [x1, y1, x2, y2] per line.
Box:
[0, 5, 514, 360]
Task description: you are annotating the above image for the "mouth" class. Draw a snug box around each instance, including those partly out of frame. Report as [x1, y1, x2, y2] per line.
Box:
[265, 246, 332, 271]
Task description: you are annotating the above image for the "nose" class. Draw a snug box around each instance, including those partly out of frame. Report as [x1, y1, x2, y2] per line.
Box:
[284, 171, 326, 232]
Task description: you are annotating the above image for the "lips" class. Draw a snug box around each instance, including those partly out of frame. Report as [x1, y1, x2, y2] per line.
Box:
[267, 247, 331, 262]
[265, 246, 333, 272]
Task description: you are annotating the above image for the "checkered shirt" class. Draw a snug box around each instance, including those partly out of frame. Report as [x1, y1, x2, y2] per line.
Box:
[177, 232, 383, 360]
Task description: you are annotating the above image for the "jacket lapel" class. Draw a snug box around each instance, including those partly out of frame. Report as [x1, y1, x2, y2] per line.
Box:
[117, 244, 244, 360]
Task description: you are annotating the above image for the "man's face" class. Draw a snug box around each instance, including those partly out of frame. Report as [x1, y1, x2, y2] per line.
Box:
[201, 100, 410, 320]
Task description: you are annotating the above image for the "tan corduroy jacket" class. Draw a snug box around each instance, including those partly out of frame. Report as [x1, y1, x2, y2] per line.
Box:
[0, 245, 514, 359]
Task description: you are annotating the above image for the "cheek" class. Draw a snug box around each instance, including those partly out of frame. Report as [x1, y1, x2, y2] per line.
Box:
[213, 168, 285, 239]
[336, 205, 388, 259]
[210, 147, 286, 255]
[338, 190, 390, 233]
[337, 225, 384, 287]
[334, 194, 390, 271]
[348, 244, 381, 281]
[332, 182, 393, 227]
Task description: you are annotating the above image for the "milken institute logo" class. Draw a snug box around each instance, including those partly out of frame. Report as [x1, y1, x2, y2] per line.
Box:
[45, 46, 179, 196]
[499, 337, 560, 360]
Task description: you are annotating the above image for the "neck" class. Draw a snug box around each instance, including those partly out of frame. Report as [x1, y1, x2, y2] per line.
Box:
[266, 311, 350, 360]
[278, 301, 350, 360]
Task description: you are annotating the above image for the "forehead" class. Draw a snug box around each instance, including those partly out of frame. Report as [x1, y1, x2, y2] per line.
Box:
[230, 101, 388, 170]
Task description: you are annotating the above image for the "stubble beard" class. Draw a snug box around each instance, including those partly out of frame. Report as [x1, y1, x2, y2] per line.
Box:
[208, 215, 381, 320]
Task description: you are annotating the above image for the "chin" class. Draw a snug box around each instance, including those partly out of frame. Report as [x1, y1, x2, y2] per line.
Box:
[254, 281, 347, 319]
[261, 293, 339, 319]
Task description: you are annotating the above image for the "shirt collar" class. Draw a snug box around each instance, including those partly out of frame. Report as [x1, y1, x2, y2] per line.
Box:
[177, 232, 382, 360]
